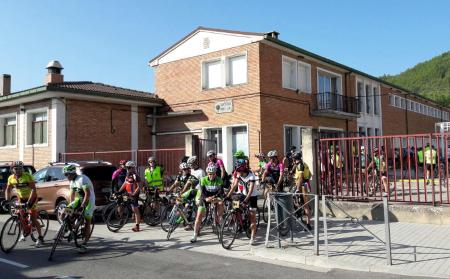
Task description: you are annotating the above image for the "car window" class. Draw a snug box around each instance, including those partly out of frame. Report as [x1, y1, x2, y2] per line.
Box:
[46, 167, 66, 182]
[82, 166, 116, 181]
[33, 168, 48, 183]
[0, 167, 11, 185]
[23, 166, 36, 174]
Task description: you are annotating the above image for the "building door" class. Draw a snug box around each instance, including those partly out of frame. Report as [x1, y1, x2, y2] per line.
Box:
[231, 126, 248, 165]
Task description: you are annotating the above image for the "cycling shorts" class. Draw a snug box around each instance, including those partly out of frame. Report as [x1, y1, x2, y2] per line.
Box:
[67, 197, 94, 221]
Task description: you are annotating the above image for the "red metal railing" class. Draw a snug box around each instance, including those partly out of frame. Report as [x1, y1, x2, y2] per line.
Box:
[60, 148, 186, 178]
[318, 133, 450, 205]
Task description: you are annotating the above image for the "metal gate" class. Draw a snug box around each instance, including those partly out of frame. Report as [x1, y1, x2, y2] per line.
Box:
[317, 133, 450, 205]
[194, 136, 217, 169]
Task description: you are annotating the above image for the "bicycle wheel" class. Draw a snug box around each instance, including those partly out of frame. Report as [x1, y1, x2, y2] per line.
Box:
[106, 205, 130, 232]
[143, 202, 162, 226]
[48, 222, 67, 261]
[74, 215, 95, 248]
[166, 222, 179, 240]
[101, 202, 116, 223]
[262, 197, 274, 223]
[0, 216, 21, 253]
[160, 205, 175, 232]
[31, 210, 50, 242]
[220, 211, 238, 250]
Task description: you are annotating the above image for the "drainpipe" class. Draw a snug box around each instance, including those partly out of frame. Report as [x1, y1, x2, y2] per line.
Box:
[152, 107, 157, 151]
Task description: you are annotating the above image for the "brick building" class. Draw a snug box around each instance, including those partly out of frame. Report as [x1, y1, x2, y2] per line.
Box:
[149, 27, 450, 172]
[0, 61, 163, 168]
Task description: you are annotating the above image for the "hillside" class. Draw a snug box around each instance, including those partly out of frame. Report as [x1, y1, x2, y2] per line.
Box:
[380, 51, 450, 106]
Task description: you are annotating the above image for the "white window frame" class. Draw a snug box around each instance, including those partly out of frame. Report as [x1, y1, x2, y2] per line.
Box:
[0, 113, 18, 149]
[226, 53, 248, 86]
[283, 124, 308, 154]
[202, 58, 224, 90]
[282, 55, 298, 90]
[298, 61, 312, 93]
[25, 107, 49, 147]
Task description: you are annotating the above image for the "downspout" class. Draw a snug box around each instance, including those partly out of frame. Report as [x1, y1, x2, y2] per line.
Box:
[152, 106, 157, 150]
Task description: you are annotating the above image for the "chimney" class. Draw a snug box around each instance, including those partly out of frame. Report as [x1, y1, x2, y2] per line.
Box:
[265, 31, 280, 39]
[0, 74, 11, 96]
[45, 60, 64, 84]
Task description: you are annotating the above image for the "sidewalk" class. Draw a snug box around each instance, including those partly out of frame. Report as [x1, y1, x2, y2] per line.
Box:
[3, 213, 449, 278]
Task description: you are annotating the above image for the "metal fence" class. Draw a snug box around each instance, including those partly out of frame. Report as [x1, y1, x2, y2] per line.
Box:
[317, 133, 450, 205]
[60, 148, 186, 177]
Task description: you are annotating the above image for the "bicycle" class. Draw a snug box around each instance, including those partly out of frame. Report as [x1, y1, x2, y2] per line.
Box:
[160, 193, 178, 232]
[106, 193, 138, 232]
[48, 206, 95, 261]
[220, 197, 252, 249]
[140, 188, 167, 226]
[0, 201, 49, 253]
[201, 196, 223, 239]
[262, 181, 279, 223]
[165, 196, 196, 240]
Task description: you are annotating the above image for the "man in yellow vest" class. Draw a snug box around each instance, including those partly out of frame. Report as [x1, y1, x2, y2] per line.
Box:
[424, 144, 437, 185]
[144, 157, 164, 191]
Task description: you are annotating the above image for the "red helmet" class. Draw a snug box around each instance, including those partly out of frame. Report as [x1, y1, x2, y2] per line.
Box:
[119, 160, 126, 165]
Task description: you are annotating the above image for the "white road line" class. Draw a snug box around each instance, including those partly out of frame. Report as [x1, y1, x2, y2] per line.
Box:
[0, 257, 29, 268]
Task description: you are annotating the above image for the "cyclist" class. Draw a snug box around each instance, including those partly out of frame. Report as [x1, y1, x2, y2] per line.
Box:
[261, 150, 284, 194]
[168, 163, 199, 194]
[5, 161, 44, 247]
[227, 160, 258, 245]
[283, 146, 297, 175]
[112, 159, 127, 193]
[187, 156, 205, 181]
[254, 152, 267, 178]
[292, 152, 313, 231]
[424, 144, 437, 185]
[230, 151, 250, 186]
[191, 165, 224, 243]
[366, 147, 389, 195]
[206, 150, 228, 188]
[116, 172, 141, 232]
[144, 156, 165, 192]
[63, 164, 96, 253]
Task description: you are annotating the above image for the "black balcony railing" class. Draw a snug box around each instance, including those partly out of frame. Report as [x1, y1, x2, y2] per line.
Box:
[313, 92, 359, 114]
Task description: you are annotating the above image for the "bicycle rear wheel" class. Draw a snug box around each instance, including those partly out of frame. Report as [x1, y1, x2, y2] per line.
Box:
[106, 205, 130, 232]
[160, 205, 175, 232]
[143, 202, 162, 226]
[220, 211, 239, 250]
[48, 222, 67, 261]
[0, 216, 21, 253]
[101, 202, 116, 223]
[74, 215, 95, 248]
[31, 210, 50, 242]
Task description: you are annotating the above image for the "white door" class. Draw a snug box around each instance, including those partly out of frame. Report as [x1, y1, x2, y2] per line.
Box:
[232, 126, 248, 164]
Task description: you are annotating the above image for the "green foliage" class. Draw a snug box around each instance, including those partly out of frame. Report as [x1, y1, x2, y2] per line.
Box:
[380, 51, 450, 107]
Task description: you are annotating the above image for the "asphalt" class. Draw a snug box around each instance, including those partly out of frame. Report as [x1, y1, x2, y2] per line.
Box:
[0, 218, 430, 279]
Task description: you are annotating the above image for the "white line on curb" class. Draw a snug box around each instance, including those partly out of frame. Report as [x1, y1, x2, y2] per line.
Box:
[0, 257, 29, 268]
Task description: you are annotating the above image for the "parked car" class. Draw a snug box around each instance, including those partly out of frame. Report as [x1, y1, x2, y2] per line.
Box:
[32, 161, 116, 221]
[0, 162, 36, 211]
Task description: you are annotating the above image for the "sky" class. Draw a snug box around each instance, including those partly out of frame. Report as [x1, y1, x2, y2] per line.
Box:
[0, 0, 449, 93]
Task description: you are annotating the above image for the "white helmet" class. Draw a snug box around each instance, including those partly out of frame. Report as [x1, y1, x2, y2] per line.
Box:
[125, 161, 136, 168]
[179, 162, 189, 170]
[148, 156, 156, 163]
[206, 150, 216, 157]
[187, 156, 197, 164]
[206, 165, 217, 174]
[267, 150, 278, 158]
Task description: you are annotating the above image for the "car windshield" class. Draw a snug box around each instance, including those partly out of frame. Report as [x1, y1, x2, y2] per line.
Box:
[82, 166, 116, 181]
[0, 166, 35, 185]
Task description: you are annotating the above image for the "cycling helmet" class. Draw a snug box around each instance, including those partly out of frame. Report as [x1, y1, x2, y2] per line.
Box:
[289, 146, 297, 152]
[187, 156, 198, 165]
[12, 161, 24, 168]
[63, 164, 77, 175]
[179, 162, 189, 170]
[255, 152, 265, 158]
[293, 152, 302, 160]
[267, 150, 278, 158]
[125, 161, 136, 168]
[119, 160, 127, 165]
[148, 157, 156, 163]
[233, 150, 245, 158]
[236, 158, 247, 168]
[206, 150, 216, 157]
[206, 165, 217, 174]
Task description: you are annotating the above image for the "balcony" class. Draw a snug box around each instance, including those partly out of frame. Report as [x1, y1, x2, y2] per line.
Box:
[312, 92, 359, 119]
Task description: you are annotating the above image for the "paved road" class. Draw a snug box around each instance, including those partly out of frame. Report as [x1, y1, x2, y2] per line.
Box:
[0, 219, 430, 279]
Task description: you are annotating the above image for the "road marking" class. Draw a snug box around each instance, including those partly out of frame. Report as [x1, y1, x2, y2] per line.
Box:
[0, 257, 29, 268]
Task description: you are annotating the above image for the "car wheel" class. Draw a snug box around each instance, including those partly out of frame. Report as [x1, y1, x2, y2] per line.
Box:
[56, 200, 68, 224]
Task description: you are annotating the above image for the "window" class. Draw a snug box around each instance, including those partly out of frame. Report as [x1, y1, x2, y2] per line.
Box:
[206, 128, 223, 154]
[406, 100, 411, 111]
[375, 128, 380, 136]
[33, 168, 47, 183]
[46, 167, 65, 182]
[367, 128, 372, 136]
[282, 56, 297, 90]
[28, 111, 48, 145]
[227, 55, 247, 86]
[401, 98, 406, 109]
[203, 60, 222, 89]
[395, 96, 400, 107]
[389, 94, 394, 106]
[284, 125, 302, 154]
[373, 86, 379, 115]
[318, 73, 339, 94]
[1, 116, 16, 146]
[358, 82, 364, 113]
[298, 62, 311, 93]
[365, 84, 371, 113]
[358, 126, 366, 136]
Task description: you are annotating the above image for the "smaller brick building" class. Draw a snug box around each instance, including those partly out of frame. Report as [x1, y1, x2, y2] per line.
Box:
[0, 61, 163, 168]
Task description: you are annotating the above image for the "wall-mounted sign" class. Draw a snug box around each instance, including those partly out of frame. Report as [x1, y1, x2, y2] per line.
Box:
[215, 100, 233, 114]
